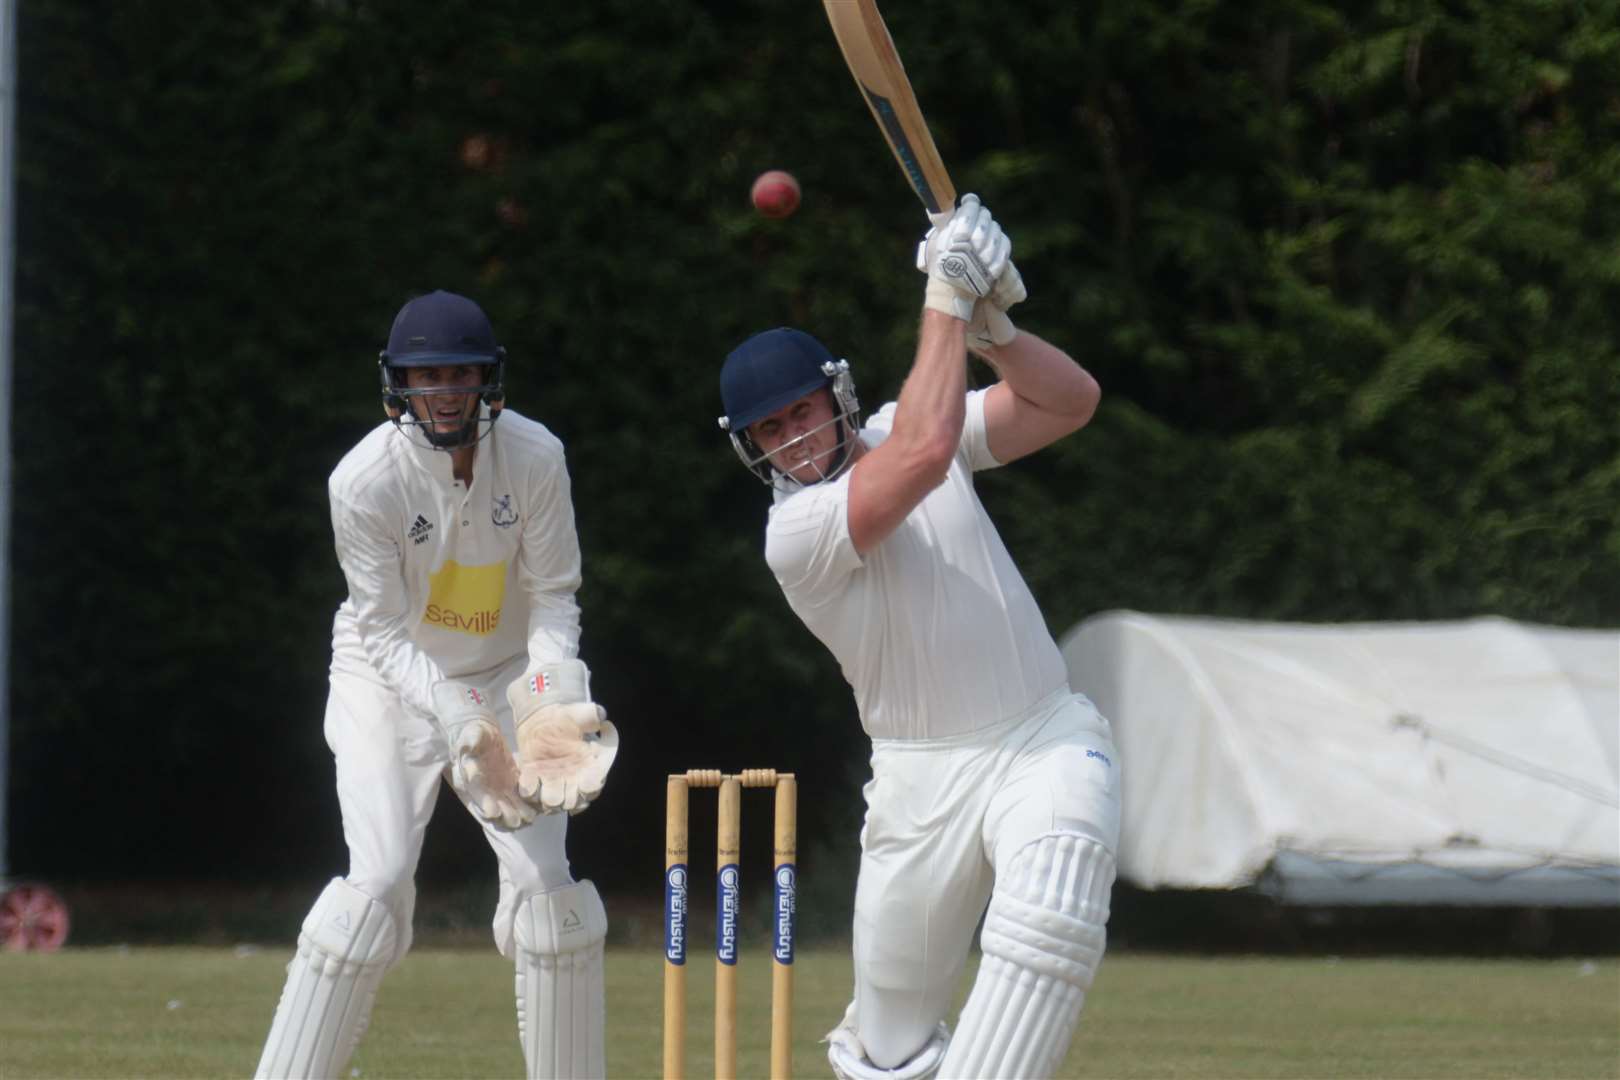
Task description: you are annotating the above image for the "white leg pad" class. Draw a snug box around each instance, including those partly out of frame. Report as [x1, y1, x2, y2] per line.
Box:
[939, 833, 1115, 1080]
[826, 998, 950, 1080]
[513, 880, 608, 1079]
[255, 878, 400, 1080]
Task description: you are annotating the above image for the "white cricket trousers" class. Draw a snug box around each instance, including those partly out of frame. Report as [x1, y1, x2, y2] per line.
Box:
[850, 690, 1121, 1062]
[324, 651, 575, 960]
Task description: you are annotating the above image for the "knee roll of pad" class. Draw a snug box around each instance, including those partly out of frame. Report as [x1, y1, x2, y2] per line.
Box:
[979, 894, 1104, 988]
[978, 833, 1114, 990]
[513, 879, 608, 957]
[302, 878, 401, 970]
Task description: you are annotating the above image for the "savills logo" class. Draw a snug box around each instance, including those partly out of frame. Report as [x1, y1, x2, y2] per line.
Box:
[424, 605, 502, 634]
[425, 560, 508, 637]
[408, 514, 434, 546]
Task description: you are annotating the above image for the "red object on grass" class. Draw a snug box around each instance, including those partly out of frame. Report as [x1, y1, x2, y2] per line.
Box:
[0, 883, 71, 952]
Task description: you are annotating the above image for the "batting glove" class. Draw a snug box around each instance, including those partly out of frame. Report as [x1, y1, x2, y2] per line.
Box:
[916, 193, 1010, 321]
[967, 238, 1027, 352]
[967, 303, 1017, 353]
[990, 256, 1026, 310]
[432, 681, 536, 831]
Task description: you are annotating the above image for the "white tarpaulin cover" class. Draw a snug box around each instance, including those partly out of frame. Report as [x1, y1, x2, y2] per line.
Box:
[1059, 612, 1620, 906]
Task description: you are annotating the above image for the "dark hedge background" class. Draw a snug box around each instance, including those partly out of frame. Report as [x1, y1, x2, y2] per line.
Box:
[8, 0, 1617, 916]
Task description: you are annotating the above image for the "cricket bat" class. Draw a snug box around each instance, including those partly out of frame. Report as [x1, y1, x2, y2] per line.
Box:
[822, 0, 957, 218]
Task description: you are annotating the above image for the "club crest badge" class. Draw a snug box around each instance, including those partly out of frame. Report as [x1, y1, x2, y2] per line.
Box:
[492, 494, 518, 528]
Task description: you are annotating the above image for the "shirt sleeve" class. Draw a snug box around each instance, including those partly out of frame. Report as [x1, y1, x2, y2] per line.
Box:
[517, 440, 584, 667]
[330, 482, 448, 722]
[960, 387, 1003, 472]
[764, 477, 863, 606]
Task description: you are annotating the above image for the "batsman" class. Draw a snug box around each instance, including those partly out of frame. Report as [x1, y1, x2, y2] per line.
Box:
[255, 290, 619, 1080]
[719, 196, 1121, 1079]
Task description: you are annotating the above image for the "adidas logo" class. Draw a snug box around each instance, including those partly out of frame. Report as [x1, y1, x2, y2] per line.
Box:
[408, 514, 434, 545]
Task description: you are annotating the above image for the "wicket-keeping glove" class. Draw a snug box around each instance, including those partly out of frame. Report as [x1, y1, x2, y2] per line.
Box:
[432, 681, 536, 831]
[507, 660, 620, 815]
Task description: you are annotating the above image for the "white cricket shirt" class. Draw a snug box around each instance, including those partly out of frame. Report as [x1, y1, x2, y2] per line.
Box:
[327, 406, 582, 722]
[764, 389, 1070, 741]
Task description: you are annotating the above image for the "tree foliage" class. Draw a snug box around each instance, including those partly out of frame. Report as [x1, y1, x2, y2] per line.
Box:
[9, 0, 1618, 887]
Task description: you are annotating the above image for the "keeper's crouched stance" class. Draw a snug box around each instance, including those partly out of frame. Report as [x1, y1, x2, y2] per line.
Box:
[718, 196, 1120, 1079]
[255, 292, 618, 1080]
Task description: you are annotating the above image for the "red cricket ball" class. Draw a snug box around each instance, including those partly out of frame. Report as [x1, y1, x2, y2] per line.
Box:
[751, 170, 801, 219]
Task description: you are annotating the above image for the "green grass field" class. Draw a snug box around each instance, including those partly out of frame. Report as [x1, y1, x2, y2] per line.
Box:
[1, 946, 1616, 1079]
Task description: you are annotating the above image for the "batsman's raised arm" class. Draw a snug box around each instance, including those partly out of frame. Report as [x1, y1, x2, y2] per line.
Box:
[947, 206, 1099, 465]
[845, 308, 965, 553]
[977, 329, 1101, 465]
[845, 195, 1010, 552]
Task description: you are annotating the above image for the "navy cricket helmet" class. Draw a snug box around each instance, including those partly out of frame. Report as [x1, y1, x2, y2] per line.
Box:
[718, 327, 861, 487]
[378, 290, 507, 448]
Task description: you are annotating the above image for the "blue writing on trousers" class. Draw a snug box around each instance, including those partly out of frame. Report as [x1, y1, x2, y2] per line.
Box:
[716, 864, 739, 965]
[1086, 748, 1113, 769]
[773, 863, 796, 964]
[664, 865, 687, 965]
